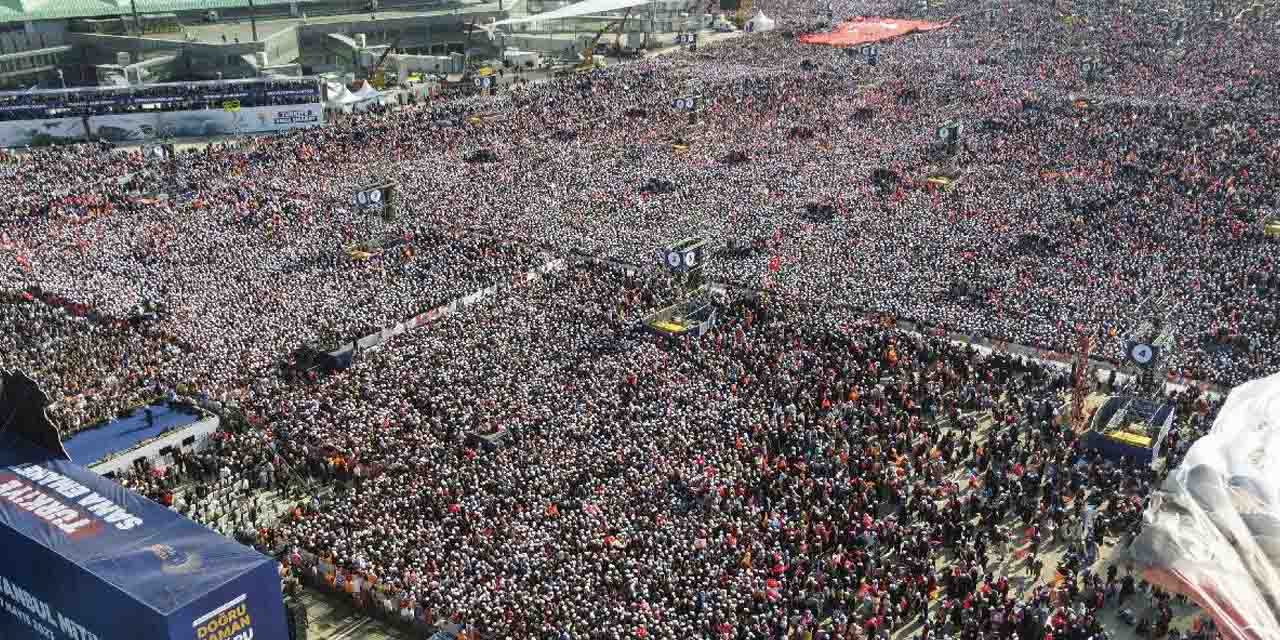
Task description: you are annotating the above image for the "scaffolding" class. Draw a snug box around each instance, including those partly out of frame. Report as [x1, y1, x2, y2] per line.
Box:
[1070, 327, 1094, 433]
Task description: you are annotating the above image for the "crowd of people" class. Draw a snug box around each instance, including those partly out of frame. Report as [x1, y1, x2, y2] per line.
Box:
[111, 261, 1226, 639]
[4, 0, 1275, 387]
[0, 0, 1275, 637]
[0, 291, 181, 430]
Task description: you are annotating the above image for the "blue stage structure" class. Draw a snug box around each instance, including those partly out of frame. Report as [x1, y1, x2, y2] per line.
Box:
[1084, 395, 1175, 466]
[61, 404, 202, 466]
[0, 431, 288, 640]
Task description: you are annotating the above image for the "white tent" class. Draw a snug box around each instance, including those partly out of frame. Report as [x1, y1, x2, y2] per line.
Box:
[351, 82, 381, 104]
[745, 11, 776, 33]
[324, 81, 382, 110]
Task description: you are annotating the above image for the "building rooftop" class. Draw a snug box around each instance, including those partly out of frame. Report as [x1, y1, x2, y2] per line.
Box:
[0, 0, 329, 23]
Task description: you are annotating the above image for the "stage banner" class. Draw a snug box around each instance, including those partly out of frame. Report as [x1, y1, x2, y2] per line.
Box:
[0, 104, 323, 148]
[0, 432, 287, 640]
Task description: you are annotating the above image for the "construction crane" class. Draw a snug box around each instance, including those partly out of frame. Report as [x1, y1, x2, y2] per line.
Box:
[457, 19, 507, 90]
[736, 0, 754, 27]
[576, 8, 632, 73]
[462, 19, 481, 66]
[363, 31, 403, 89]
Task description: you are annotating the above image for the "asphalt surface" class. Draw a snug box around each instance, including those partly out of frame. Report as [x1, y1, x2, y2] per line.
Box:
[299, 588, 409, 640]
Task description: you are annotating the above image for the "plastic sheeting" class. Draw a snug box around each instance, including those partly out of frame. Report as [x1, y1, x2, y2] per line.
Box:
[1131, 371, 1280, 640]
[325, 80, 381, 107]
[489, 0, 653, 28]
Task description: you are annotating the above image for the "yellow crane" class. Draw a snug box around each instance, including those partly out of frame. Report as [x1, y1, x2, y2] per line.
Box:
[736, 0, 754, 27]
[576, 8, 633, 73]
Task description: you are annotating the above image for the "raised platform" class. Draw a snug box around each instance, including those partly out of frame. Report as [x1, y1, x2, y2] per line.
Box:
[643, 287, 719, 338]
[62, 403, 220, 475]
[1084, 395, 1176, 466]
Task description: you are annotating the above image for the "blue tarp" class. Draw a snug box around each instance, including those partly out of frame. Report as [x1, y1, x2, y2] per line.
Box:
[61, 404, 201, 465]
[0, 431, 288, 640]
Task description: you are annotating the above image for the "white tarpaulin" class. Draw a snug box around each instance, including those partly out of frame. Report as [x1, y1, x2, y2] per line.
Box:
[745, 11, 776, 33]
[324, 81, 382, 108]
[351, 83, 381, 103]
[489, 0, 654, 29]
[1131, 371, 1280, 640]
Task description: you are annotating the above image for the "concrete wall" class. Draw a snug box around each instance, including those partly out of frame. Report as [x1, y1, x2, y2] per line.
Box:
[55, 9, 505, 82]
[68, 32, 261, 60]
[68, 33, 273, 80]
[506, 34, 579, 57]
[263, 26, 301, 67]
[300, 22, 488, 71]
[0, 29, 65, 54]
[128, 54, 182, 84]
[502, 48, 540, 66]
[392, 53, 463, 75]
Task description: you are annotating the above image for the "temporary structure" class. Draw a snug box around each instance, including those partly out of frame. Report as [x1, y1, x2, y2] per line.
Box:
[745, 11, 776, 33]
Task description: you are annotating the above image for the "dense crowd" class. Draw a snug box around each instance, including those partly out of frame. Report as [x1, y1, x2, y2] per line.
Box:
[116, 261, 1226, 640]
[0, 293, 181, 431]
[4, 1, 1276, 391]
[0, 0, 1275, 638]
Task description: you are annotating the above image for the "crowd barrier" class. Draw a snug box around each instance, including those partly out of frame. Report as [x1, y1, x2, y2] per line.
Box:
[908, 322, 1225, 396]
[326, 256, 567, 368]
[286, 545, 487, 640]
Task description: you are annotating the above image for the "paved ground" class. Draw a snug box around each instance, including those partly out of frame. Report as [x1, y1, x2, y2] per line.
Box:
[299, 588, 411, 640]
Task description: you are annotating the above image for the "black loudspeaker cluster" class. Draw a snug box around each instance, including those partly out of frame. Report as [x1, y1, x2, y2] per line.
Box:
[870, 168, 899, 194]
[639, 177, 677, 195]
[788, 126, 815, 140]
[802, 202, 836, 222]
[464, 148, 499, 164]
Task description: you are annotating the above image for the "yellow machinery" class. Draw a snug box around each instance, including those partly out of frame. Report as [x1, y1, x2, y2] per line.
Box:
[577, 8, 632, 73]
[736, 0, 754, 27]
[362, 31, 403, 86]
[1265, 216, 1280, 238]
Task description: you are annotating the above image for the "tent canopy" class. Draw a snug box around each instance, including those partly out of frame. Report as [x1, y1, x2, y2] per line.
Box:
[745, 11, 775, 33]
[325, 81, 381, 107]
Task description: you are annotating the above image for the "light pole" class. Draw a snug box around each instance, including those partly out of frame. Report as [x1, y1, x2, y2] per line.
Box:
[247, 0, 259, 42]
